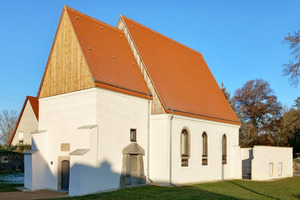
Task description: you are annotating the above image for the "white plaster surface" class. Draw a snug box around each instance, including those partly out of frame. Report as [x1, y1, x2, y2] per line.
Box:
[27, 88, 149, 196]
[251, 146, 293, 180]
[11, 101, 38, 145]
[149, 114, 241, 185]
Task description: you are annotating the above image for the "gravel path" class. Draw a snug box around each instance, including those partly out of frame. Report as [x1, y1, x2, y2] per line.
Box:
[0, 173, 24, 184]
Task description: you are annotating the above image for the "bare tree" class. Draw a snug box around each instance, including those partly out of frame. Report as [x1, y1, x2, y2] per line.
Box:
[283, 28, 300, 87]
[0, 110, 18, 144]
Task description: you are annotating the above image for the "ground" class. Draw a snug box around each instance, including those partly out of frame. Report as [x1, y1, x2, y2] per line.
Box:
[1, 173, 299, 199]
[49, 177, 300, 200]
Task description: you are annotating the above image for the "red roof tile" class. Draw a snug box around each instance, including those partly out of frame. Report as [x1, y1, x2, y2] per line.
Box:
[27, 96, 39, 120]
[9, 96, 38, 145]
[121, 16, 240, 125]
[65, 7, 151, 99]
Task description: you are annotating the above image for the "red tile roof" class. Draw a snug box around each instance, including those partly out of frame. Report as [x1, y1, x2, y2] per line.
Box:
[65, 6, 151, 100]
[9, 96, 39, 145]
[121, 16, 240, 125]
[28, 96, 39, 120]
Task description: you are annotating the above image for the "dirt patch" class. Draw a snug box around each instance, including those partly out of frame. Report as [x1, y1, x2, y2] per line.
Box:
[0, 190, 68, 200]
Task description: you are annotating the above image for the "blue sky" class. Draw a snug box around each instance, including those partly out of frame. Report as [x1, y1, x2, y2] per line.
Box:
[0, 0, 299, 114]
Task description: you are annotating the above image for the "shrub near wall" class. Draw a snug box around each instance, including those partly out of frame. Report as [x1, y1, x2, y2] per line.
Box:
[0, 150, 24, 172]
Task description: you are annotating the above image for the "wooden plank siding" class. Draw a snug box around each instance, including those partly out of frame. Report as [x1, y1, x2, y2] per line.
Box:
[117, 19, 166, 114]
[38, 10, 94, 98]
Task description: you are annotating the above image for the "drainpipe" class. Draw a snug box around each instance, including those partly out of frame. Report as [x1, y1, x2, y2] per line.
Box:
[147, 99, 153, 182]
[169, 113, 174, 186]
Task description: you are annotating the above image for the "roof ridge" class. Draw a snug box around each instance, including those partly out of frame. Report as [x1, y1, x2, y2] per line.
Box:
[121, 15, 203, 57]
[65, 5, 123, 34]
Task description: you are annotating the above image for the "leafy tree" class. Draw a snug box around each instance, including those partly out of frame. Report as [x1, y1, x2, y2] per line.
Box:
[221, 83, 237, 111]
[280, 97, 300, 156]
[234, 79, 282, 146]
[283, 28, 300, 87]
[0, 110, 18, 144]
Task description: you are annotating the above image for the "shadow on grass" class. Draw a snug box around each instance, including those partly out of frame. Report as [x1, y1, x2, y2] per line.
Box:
[228, 181, 280, 200]
[52, 185, 242, 200]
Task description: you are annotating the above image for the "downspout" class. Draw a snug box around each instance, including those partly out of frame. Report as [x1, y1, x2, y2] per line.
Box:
[96, 125, 99, 166]
[169, 113, 174, 186]
[147, 99, 153, 182]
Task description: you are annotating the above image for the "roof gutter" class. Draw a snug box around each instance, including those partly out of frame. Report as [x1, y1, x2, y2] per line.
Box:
[165, 108, 240, 125]
[94, 79, 152, 98]
[169, 113, 174, 186]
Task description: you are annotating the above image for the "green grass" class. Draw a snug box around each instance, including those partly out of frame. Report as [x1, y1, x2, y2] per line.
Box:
[48, 177, 300, 200]
[0, 181, 23, 192]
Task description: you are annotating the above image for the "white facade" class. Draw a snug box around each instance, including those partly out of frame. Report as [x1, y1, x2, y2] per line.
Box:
[241, 146, 293, 180]
[11, 100, 38, 145]
[149, 114, 241, 185]
[25, 88, 150, 196]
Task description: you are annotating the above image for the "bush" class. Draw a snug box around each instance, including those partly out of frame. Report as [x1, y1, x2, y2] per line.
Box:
[0, 144, 31, 152]
[294, 158, 300, 164]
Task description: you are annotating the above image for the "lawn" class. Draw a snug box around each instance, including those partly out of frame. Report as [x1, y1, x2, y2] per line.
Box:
[48, 177, 300, 200]
[0, 181, 23, 192]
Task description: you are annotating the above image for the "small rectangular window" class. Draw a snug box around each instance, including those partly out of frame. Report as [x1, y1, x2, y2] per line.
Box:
[278, 162, 282, 176]
[130, 129, 137, 142]
[269, 162, 273, 177]
[19, 132, 24, 143]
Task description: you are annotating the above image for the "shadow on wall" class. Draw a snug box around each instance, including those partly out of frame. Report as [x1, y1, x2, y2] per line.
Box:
[24, 144, 56, 191]
[26, 157, 249, 199]
[242, 149, 253, 179]
[70, 160, 121, 196]
[66, 160, 246, 199]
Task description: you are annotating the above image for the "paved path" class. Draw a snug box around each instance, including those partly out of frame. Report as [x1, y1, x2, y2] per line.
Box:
[0, 190, 68, 200]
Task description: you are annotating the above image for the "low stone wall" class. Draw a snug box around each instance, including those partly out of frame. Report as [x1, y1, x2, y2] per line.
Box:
[0, 150, 24, 172]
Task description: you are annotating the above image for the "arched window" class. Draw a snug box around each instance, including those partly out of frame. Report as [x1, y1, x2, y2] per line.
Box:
[222, 134, 227, 164]
[202, 132, 208, 165]
[181, 129, 189, 167]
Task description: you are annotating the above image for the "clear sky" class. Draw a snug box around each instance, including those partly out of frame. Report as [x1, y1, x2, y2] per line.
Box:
[0, 0, 299, 114]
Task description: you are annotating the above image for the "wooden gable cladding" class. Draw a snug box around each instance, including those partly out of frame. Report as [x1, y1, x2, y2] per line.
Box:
[117, 18, 165, 114]
[38, 9, 94, 98]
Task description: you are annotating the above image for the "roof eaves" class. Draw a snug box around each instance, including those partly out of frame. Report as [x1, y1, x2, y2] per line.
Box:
[166, 108, 241, 126]
[94, 80, 152, 100]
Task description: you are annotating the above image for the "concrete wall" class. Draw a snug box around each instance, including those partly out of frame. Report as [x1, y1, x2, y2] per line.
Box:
[251, 146, 293, 180]
[12, 101, 38, 145]
[149, 114, 241, 185]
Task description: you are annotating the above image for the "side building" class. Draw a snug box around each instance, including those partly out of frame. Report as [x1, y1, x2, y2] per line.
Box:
[9, 96, 39, 146]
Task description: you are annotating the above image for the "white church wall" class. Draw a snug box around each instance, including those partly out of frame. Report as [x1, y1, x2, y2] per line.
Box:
[81, 88, 149, 195]
[38, 88, 98, 191]
[171, 115, 241, 184]
[149, 114, 171, 184]
[251, 146, 293, 180]
[149, 114, 241, 185]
